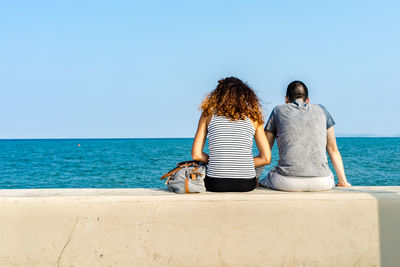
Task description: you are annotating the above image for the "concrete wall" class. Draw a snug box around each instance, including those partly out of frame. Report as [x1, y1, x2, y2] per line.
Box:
[0, 187, 399, 267]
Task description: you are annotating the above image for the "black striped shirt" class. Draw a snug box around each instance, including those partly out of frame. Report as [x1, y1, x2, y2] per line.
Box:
[207, 115, 256, 179]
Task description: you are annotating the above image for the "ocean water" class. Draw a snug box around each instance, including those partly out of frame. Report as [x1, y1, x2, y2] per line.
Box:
[0, 138, 399, 189]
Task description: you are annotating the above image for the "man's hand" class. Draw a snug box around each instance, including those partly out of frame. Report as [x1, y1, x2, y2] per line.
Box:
[327, 127, 351, 188]
[336, 181, 352, 187]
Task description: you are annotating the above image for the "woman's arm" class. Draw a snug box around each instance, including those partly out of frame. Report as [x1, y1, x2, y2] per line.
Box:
[191, 113, 210, 164]
[326, 127, 351, 187]
[253, 122, 271, 167]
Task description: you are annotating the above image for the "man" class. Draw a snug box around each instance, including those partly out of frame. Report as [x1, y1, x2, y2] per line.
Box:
[259, 81, 351, 191]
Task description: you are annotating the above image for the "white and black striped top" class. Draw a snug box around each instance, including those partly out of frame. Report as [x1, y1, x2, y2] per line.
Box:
[207, 115, 256, 179]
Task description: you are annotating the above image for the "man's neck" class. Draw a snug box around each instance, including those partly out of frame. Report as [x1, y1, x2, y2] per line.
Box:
[293, 98, 304, 103]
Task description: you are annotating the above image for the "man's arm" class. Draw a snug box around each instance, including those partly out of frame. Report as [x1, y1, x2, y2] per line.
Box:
[253, 130, 275, 184]
[326, 127, 351, 187]
[265, 130, 275, 150]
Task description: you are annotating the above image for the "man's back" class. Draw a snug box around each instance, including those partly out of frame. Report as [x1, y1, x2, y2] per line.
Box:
[265, 99, 334, 177]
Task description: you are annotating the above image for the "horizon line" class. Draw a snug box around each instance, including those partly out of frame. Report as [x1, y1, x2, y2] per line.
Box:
[1, 135, 399, 140]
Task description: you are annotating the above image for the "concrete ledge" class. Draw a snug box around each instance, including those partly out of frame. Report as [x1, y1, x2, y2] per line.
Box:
[0, 187, 399, 266]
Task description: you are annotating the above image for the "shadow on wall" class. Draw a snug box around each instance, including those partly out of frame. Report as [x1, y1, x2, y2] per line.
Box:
[338, 188, 400, 267]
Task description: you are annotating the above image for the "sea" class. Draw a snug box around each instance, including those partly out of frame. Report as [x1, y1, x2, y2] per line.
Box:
[0, 138, 399, 189]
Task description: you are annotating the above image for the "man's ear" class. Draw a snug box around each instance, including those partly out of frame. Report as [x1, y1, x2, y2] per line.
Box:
[285, 96, 290, 103]
[305, 97, 310, 104]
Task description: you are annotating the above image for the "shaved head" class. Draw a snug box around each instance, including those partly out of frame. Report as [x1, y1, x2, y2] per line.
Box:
[286, 81, 308, 102]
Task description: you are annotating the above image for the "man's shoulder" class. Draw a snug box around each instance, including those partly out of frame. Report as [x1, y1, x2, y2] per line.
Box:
[311, 103, 329, 113]
[271, 103, 329, 115]
[312, 103, 335, 128]
[271, 104, 287, 113]
[310, 103, 324, 108]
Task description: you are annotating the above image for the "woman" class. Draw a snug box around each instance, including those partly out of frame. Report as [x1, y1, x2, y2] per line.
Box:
[191, 77, 271, 192]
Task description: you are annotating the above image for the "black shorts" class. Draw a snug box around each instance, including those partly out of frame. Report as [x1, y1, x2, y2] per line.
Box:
[205, 176, 257, 192]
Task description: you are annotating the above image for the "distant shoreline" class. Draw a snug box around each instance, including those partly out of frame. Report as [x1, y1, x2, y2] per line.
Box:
[0, 136, 399, 141]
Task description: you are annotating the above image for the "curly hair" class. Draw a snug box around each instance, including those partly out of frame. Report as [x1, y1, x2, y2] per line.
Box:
[201, 77, 264, 124]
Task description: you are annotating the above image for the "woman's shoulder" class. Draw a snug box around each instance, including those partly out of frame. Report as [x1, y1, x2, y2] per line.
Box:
[212, 115, 258, 131]
[248, 118, 261, 130]
[200, 112, 213, 127]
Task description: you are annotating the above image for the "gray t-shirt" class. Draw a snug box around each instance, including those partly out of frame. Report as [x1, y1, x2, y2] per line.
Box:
[265, 99, 335, 177]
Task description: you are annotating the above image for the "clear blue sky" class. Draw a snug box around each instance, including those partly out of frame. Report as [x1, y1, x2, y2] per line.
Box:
[1, 0, 399, 138]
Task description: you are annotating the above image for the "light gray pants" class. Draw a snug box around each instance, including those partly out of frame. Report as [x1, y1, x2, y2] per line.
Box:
[259, 168, 335, 192]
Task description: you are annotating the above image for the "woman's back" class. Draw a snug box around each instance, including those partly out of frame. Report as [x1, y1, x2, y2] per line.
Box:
[191, 76, 271, 192]
[207, 115, 256, 179]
